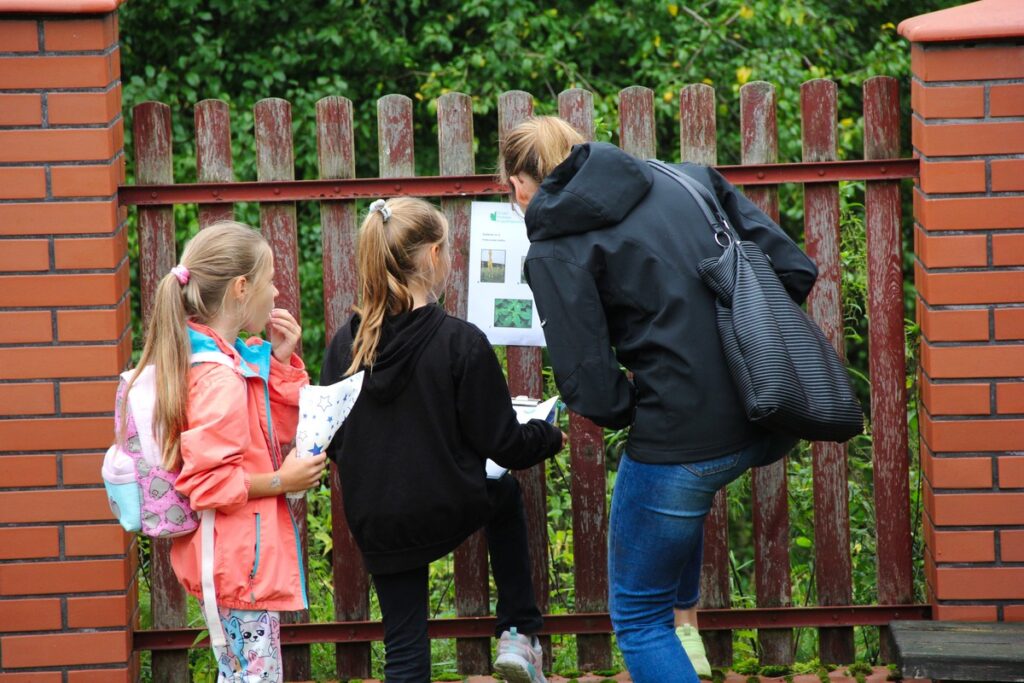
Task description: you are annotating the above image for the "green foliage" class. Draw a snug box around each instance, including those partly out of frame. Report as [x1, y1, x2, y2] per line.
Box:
[759, 663, 792, 676]
[493, 298, 534, 328]
[734, 657, 761, 675]
[848, 661, 874, 676]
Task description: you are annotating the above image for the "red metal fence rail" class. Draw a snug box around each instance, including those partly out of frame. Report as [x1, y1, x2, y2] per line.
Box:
[124, 77, 923, 681]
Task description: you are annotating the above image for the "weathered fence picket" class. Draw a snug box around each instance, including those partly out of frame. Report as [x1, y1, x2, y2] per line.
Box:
[619, 86, 657, 159]
[498, 89, 555, 673]
[133, 101, 189, 683]
[126, 75, 922, 681]
[741, 80, 795, 666]
[679, 82, 734, 669]
[863, 75, 912, 662]
[802, 78, 856, 665]
[195, 99, 234, 228]
[557, 86, 613, 672]
[315, 94, 372, 678]
[437, 91, 494, 675]
[254, 96, 312, 679]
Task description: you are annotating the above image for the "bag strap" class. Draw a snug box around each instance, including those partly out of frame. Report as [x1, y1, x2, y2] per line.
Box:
[647, 159, 738, 247]
[125, 366, 159, 466]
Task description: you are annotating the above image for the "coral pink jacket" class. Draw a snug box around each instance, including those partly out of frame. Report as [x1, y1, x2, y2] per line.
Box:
[170, 322, 309, 612]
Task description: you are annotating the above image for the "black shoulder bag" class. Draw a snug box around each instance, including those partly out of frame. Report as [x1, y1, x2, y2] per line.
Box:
[648, 160, 863, 443]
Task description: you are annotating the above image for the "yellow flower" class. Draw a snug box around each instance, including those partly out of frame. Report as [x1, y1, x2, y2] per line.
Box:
[840, 117, 854, 128]
[672, 60, 681, 69]
[414, 92, 424, 101]
[739, 5, 754, 19]
[653, 34, 661, 48]
[668, 4, 679, 17]
[882, 21, 895, 30]
[736, 66, 753, 85]
[702, 77, 714, 85]
[663, 90, 674, 103]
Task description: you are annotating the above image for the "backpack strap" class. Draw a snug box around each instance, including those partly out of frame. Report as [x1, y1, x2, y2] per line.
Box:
[125, 366, 159, 467]
[189, 349, 234, 650]
[200, 509, 227, 649]
[190, 350, 236, 369]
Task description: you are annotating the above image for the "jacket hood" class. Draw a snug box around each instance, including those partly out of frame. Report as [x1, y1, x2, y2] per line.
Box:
[186, 321, 272, 382]
[524, 142, 654, 241]
[353, 303, 448, 402]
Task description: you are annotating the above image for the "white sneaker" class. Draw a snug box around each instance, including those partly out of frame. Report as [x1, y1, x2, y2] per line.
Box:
[494, 627, 547, 683]
[676, 624, 713, 679]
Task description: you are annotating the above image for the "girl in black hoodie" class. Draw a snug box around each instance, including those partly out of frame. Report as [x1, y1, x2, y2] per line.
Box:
[321, 197, 565, 683]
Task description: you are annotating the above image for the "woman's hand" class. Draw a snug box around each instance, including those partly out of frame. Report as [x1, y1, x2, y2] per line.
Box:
[277, 447, 326, 493]
[269, 308, 301, 363]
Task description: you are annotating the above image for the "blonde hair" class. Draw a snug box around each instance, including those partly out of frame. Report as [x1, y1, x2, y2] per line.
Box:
[347, 197, 449, 376]
[121, 221, 273, 471]
[499, 116, 585, 185]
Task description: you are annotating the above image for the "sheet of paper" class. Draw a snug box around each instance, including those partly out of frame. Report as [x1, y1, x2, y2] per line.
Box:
[467, 201, 546, 347]
[289, 372, 364, 498]
[485, 396, 560, 479]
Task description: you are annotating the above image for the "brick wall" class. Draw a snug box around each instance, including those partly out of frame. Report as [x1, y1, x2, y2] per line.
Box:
[0, 10, 135, 680]
[903, 10, 1024, 621]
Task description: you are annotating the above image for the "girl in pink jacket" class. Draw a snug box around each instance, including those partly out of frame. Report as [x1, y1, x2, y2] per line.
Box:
[119, 221, 324, 681]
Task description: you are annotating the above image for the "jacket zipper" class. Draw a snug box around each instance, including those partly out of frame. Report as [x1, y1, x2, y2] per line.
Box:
[249, 512, 261, 604]
[254, 373, 307, 608]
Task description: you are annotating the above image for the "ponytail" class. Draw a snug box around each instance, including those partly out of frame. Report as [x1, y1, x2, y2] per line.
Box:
[347, 198, 449, 376]
[119, 221, 272, 471]
[120, 274, 192, 470]
[499, 116, 584, 185]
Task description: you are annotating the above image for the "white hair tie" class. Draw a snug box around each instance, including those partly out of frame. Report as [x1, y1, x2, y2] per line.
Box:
[369, 199, 392, 222]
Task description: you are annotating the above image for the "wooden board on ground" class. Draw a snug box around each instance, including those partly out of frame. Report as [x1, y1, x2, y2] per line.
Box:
[890, 620, 1024, 682]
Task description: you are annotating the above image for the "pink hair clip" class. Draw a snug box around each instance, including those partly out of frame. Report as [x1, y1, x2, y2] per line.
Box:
[170, 265, 190, 285]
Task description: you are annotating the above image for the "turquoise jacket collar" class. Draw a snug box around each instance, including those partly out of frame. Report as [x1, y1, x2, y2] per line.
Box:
[186, 322, 272, 382]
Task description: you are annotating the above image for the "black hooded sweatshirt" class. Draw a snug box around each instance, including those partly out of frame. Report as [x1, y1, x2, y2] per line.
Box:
[523, 142, 818, 464]
[321, 304, 562, 575]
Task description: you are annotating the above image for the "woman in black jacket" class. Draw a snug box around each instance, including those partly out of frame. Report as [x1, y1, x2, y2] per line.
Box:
[500, 117, 818, 683]
[321, 197, 566, 683]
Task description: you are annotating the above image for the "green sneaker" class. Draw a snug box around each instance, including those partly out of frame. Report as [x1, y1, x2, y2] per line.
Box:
[676, 624, 712, 679]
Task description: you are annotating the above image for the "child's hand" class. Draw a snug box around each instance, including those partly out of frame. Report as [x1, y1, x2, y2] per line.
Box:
[561, 431, 569, 450]
[278, 447, 327, 493]
[269, 308, 301, 363]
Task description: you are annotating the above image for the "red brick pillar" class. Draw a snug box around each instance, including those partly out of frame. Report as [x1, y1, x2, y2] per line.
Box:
[900, 0, 1024, 623]
[0, 3, 135, 680]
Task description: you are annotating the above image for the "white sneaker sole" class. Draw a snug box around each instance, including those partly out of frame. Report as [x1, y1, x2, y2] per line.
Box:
[494, 652, 547, 683]
[691, 654, 712, 679]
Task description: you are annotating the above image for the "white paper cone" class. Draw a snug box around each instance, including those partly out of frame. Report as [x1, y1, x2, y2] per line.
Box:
[485, 395, 560, 479]
[287, 372, 364, 499]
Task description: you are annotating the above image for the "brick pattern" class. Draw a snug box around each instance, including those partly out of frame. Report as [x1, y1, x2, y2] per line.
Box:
[913, 40, 1024, 622]
[0, 12, 136, 678]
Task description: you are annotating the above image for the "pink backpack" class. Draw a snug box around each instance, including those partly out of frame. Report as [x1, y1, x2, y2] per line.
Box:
[101, 365, 199, 538]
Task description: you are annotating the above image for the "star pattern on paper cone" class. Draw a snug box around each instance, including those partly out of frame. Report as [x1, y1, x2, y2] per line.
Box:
[308, 443, 324, 456]
[317, 395, 334, 412]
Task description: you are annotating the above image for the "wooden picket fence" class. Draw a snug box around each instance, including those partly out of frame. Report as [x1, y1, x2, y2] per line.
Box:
[123, 77, 927, 682]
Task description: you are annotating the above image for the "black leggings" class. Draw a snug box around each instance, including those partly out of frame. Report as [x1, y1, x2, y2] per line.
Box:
[371, 474, 543, 683]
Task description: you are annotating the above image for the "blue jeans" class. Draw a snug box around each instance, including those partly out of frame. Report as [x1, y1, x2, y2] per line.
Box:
[608, 440, 767, 683]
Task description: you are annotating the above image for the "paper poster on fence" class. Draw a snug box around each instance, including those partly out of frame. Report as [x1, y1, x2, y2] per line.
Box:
[467, 202, 546, 347]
